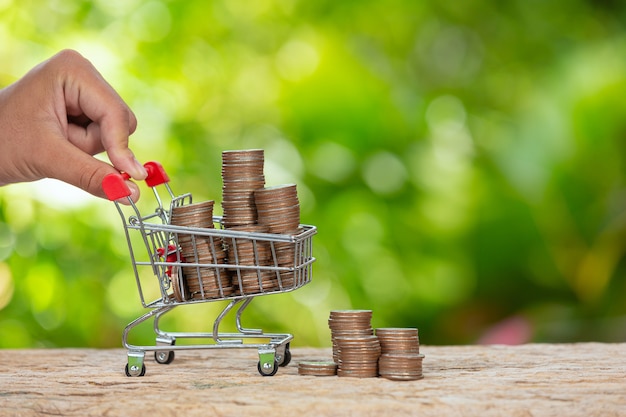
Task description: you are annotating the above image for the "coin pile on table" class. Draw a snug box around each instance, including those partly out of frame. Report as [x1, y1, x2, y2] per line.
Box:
[297, 360, 338, 377]
[170, 200, 232, 300]
[376, 328, 424, 381]
[299, 310, 426, 381]
[221, 149, 265, 228]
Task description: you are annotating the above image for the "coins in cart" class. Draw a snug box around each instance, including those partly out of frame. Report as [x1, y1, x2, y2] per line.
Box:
[225, 224, 271, 266]
[231, 270, 278, 294]
[224, 224, 279, 295]
[254, 184, 300, 234]
[255, 184, 301, 291]
[170, 200, 230, 299]
[186, 267, 234, 299]
[171, 200, 215, 228]
[169, 266, 187, 302]
[298, 361, 338, 376]
[221, 149, 265, 227]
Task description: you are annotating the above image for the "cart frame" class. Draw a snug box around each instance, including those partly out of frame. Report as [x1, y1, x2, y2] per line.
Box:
[103, 162, 316, 377]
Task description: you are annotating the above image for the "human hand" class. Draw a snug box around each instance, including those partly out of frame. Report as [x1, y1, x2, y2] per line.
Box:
[0, 49, 147, 202]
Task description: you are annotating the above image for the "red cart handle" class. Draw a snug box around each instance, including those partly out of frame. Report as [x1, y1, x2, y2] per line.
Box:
[102, 161, 169, 201]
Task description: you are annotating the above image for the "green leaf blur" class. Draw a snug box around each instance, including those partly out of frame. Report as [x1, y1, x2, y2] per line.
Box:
[1, 0, 626, 347]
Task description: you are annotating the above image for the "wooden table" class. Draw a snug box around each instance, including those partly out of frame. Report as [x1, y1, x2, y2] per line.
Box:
[0, 343, 624, 416]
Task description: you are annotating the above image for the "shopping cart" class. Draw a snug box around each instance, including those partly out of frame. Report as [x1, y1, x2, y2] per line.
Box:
[102, 161, 316, 377]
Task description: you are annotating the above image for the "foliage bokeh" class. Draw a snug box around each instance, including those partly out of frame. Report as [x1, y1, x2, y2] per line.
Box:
[1, 0, 626, 348]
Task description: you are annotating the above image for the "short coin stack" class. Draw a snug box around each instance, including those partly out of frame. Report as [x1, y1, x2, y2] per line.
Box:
[254, 184, 301, 234]
[221, 149, 265, 228]
[377, 328, 424, 381]
[328, 310, 380, 378]
[170, 201, 232, 300]
[297, 361, 338, 377]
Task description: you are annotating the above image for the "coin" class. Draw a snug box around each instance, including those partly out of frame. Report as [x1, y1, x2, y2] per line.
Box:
[298, 361, 338, 376]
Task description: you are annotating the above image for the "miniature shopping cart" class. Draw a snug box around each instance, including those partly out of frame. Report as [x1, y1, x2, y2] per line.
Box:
[102, 161, 316, 377]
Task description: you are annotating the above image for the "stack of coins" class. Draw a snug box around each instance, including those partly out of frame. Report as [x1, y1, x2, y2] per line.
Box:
[328, 310, 375, 365]
[226, 224, 278, 294]
[377, 328, 420, 354]
[334, 335, 381, 378]
[376, 328, 424, 381]
[254, 184, 300, 233]
[297, 361, 338, 377]
[221, 150, 265, 228]
[170, 201, 232, 299]
[254, 184, 301, 288]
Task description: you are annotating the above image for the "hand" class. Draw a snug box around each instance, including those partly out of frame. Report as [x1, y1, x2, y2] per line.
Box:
[0, 49, 147, 202]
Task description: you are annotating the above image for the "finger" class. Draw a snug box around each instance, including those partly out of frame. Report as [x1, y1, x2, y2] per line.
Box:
[67, 123, 105, 155]
[57, 51, 146, 179]
[97, 106, 144, 178]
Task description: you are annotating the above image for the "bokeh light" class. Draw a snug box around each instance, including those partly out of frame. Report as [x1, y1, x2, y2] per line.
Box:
[1, 0, 626, 348]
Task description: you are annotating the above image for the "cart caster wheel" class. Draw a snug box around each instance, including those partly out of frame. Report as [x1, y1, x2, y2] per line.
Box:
[277, 343, 291, 367]
[155, 350, 175, 364]
[125, 363, 146, 377]
[257, 359, 279, 377]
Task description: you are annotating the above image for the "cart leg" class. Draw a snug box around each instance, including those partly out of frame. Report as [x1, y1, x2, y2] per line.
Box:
[236, 298, 262, 335]
[275, 342, 291, 367]
[125, 350, 146, 377]
[154, 336, 176, 364]
[257, 348, 278, 377]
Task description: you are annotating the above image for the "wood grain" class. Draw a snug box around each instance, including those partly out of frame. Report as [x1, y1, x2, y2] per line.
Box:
[0, 343, 624, 416]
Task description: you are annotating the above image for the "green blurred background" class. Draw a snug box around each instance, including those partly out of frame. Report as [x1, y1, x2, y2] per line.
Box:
[1, 0, 626, 348]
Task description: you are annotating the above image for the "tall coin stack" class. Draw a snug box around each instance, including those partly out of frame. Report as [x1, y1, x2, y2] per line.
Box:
[170, 201, 232, 299]
[328, 310, 380, 377]
[221, 149, 269, 295]
[254, 184, 301, 288]
[376, 328, 424, 381]
[221, 149, 265, 228]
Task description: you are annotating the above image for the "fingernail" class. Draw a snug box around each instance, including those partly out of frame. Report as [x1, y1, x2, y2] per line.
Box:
[129, 182, 141, 202]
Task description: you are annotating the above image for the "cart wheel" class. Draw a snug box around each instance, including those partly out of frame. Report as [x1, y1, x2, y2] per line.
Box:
[277, 343, 291, 367]
[154, 350, 175, 364]
[257, 359, 279, 377]
[125, 363, 146, 377]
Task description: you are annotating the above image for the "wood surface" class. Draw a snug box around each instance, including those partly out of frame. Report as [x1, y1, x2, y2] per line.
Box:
[0, 343, 624, 416]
